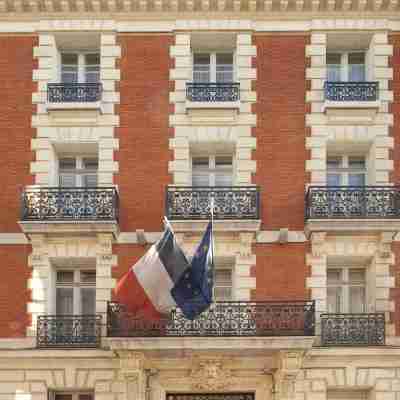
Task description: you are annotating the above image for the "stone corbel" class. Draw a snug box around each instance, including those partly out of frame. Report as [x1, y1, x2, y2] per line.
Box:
[273, 351, 305, 400]
[310, 232, 326, 257]
[29, 234, 49, 266]
[377, 232, 395, 260]
[239, 232, 255, 257]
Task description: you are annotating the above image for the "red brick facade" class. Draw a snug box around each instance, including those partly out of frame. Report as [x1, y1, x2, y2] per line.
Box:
[253, 35, 309, 232]
[116, 34, 173, 233]
[0, 36, 36, 233]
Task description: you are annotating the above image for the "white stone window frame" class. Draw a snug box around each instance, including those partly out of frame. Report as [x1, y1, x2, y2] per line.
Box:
[327, 265, 367, 313]
[326, 50, 367, 82]
[59, 51, 100, 83]
[191, 51, 237, 83]
[50, 267, 96, 316]
[191, 153, 235, 187]
[58, 154, 99, 188]
[326, 154, 368, 186]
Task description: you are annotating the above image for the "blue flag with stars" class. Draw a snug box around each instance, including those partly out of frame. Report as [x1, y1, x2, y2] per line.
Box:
[170, 221, 214, 320]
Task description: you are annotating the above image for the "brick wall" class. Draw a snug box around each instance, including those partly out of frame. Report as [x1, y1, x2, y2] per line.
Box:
[252, 243, 309, 301]
[116, 34, 173, 233]
[0, 245, 31, 337]
[390, 33, 400, 334]
[253, 35, 309, 231]
[0, 36, 36, 232]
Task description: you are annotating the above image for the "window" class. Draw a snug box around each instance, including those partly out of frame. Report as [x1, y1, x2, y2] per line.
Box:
[328, 391, 369, 400]
[327, 155, 366, 187]
[327, 52, 366, 82]
[61, 52, 100, 83]
[192, 155, 233, 187]
[327, 267, 366, 313]
[59, 156, 98, 187]
[193, 52, 234, 83]
[214, 269, 232, 300]
[55, 269, 96, 315]
[51, 392, 94, 400]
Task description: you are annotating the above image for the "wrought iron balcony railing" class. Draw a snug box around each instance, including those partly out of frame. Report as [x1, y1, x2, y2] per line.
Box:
[48, 83, 102, 103]
[107, 301, 315, 337]
[21, 187, 119, 221]
[324, 81, 379, 102]
[166, 186, 260, 220]
[306, 186, 400, 220]
[186, 83, 240, 102]
[37, 315, 102, 348]
[321, 313, 385, 346]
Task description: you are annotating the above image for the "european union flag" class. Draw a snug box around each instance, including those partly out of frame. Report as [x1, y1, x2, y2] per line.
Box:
[171, 221, 214, 320]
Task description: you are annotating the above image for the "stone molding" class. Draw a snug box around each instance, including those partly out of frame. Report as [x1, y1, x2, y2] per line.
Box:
[189, 357, 233, 390]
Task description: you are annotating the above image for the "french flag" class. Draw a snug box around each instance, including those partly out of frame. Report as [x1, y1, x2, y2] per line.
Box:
[114, 221, 213, 320]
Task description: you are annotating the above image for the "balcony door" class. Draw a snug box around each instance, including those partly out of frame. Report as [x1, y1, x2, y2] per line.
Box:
[326, 155, 366, 187]
[192, 155, 233, 187]
[55, 269, 96, 342]
[193, 52, 234, 83]
[327, 52, 366, 82]
[327, 267, 366, 313]
[59, 156, 98, 188]
[61, 53, 100, 83]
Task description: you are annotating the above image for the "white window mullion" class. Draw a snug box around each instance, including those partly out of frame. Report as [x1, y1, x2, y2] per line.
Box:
[78, 54, 86, 83]
[211, 53, 217, 82]
[342, 53, 349, 82]
[73, 270, 80, 315]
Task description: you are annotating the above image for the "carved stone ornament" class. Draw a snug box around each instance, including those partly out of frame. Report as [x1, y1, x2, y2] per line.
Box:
[311, 232, 326, 257]
[190, 359, 233, 390]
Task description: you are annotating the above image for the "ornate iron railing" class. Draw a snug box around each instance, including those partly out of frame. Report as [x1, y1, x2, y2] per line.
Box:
[37, 315, 102, 348]
[186, 83, 240, 102]
[107, 301, 315, 337]
[166, 186, 260, 220]
[21, 187, 119, 221]
[48, 83, 102, 102]
[306, 186, 400, 219]
[324, 81, 379, 101]
[321, 313, 385, 346]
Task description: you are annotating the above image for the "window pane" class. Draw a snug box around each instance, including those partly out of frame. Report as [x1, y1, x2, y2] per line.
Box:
[59, 158, 76, 171]
[79, 395, 94, 400]
[348, 173, 365, 186]
[327, 269, 342, 284]
[55, 395, 72, 400]
[216, 53, 234, 83]
[215, 156, 233, 168]
[85, 53, 100, 65]
[81, 288, 96, 314]
[82, 174, 97, 187]
[61, 54, 78, 84]
[61, 53, 78, 65]
[192, 172, 210, 187]
[56, 270, 74, 284]
[56, 288, 73, 315]
[327, 53, 342, 82]
[83, 158, 98, 169]
[192, 157, 209, 167]
[327, 286, 342, 313]
[327, 173, 341, 187]
[348, 52, 365, 65]
[193, 53, 210, 83]
[349, 269, 365, 283]
[81, 270, 96, 284]
[215, 172, 232, 186]
[215, 269, 232, 285]
[327, 157, 341, 170]
[349, 286, 366, 313]
[214, 287, 232, 301]
[349, 157, 366, 170]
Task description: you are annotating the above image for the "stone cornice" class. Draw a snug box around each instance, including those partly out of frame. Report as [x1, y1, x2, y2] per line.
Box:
[0, 0, 399, 21]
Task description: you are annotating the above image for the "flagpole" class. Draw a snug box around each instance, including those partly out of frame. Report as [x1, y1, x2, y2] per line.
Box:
[210, 195, 215, 302]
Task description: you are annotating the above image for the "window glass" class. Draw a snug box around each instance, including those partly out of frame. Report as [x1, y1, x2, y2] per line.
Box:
[193, 53, 211, 83]
[56, 270, 74, 284]
[56, 287, 74, 315]
[327, 173, 341, 187]
[327, 53, 342, 82]
[349, 157, 366, 170]
[348, 52, 365, 82]
[81, 288, 96, 315]
[327, 157, 341, 170]
[216, 53, 234, 83]
[214, 269, 232, 301]
[61, 53, 78, 83]
[348, 174, 365, 186]
[85, 53, 100, 83]
[59, 158, 76, 171]
[81, 270, 96, 284]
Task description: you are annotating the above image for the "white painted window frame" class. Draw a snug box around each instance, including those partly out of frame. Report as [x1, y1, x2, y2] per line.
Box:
[59, 51, 100, 83]
[58, 155, 98, 187]
[327, 154, 367, 186]
[53, 268, 96, 316]
[327, 266, 367, 313]
[191, 51, 237, 83]
[326, 50, 366, 82]
[191, 154, 235, 187]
